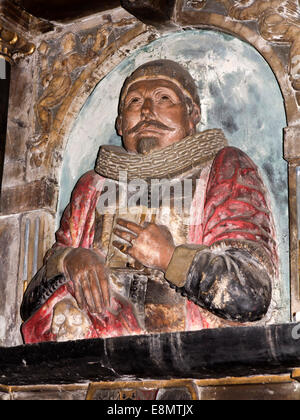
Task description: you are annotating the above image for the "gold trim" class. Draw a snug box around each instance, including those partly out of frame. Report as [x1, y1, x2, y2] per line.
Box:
[9, 33, 18, 46]
[291, 368, 300, 382]
[86, 379, 199, 400]
[0, 384, 12, 393]
[86, 374, 296, 400]
[196, 374, 294, 387]
[23, 281, 28, 295]
[0, 383, 89, 395]
[23, 44, 35, 57]
[1, 373, 297, 399]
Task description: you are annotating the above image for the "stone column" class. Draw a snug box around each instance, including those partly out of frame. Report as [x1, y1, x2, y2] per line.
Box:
[284, 127, 300, 320]
[0, 56, 11, 196]
[0, 23, 40, 347]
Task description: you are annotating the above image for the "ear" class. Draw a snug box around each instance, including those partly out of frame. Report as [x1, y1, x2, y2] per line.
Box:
[116, 115, 123, 136]
[188, 104, 201, 132]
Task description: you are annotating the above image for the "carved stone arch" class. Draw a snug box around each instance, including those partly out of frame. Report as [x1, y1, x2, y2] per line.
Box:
[38, 3, 300, 317]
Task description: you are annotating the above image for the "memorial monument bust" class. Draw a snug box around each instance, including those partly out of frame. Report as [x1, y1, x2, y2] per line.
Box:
[20, 59, 278, 343]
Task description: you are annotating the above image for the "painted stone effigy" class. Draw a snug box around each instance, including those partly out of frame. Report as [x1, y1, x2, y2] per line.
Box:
[21, 58, 279, 343]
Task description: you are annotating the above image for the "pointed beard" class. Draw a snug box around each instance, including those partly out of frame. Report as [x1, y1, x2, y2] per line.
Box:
[136, 137, 159, 155]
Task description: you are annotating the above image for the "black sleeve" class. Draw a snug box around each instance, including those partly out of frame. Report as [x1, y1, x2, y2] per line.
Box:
[176, 247, 272, 323]
[20, 266, 67, 322]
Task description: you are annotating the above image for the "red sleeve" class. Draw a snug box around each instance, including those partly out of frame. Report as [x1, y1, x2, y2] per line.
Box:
[202, 147, 277, 265]
[21, 285, 72, 343]
[21, 284, 142, 344]
[47, 171, 105, 257]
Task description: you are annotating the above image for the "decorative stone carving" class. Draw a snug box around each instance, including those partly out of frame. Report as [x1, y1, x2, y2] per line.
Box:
[30, 29, 110, 167]
[0, 24, 35, 63]
[182, 0, 207, 10]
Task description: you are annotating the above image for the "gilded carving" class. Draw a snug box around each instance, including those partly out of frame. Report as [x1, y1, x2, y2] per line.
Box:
[30, 29, 111, 167]
[87, 380, 198, 400]
[0, 24, 35, 63]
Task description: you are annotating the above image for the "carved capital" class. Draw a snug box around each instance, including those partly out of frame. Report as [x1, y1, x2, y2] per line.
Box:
[0, 24, 35, 63]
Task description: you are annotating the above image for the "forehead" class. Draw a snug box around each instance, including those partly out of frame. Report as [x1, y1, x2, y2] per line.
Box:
[125, 78, 184, 97]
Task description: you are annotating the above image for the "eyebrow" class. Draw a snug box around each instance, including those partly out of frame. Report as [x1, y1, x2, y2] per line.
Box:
[153, 87, 179, 97]
[126, 86, 180, 100]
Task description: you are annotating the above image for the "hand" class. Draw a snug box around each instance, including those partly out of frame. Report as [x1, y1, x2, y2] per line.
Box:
[113, 219, 176, 272]
[63, 248, 110, 315]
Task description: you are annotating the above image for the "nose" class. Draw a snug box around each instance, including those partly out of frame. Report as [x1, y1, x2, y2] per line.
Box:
[141, 97, 154, 120]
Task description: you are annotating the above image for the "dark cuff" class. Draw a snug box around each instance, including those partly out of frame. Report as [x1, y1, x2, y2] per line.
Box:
[20, 266, 67, 322]
[165, 245, 208, 287]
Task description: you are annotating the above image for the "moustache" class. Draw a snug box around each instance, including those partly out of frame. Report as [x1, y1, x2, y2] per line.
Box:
[128, 120, 175, 135]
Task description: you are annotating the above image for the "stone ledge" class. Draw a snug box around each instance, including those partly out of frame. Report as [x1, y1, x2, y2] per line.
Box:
[1, 323, 300, 386]
[0, 178, 58, 215]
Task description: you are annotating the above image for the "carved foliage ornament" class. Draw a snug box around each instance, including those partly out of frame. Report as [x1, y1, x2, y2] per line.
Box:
[29, 17, 138, 168]
[185, 0, 300, 106]
[29, 29, 111, 168]
[0, 24, 35, 63]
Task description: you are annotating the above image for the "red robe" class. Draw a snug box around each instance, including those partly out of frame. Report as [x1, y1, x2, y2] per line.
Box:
[22, 147, 277, 343]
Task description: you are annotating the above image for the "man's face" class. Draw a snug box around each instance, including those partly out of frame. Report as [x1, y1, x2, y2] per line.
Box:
[117, 79, 199, 154]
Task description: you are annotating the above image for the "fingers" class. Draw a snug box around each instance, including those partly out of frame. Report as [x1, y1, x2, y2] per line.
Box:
[63, 249, 110, 315]
[116, 218, 144, 235]
[70, 270, 109, 315]
[66, 268, 85, 311]
[81, 273, 97, 314]
[87, 271, 103, 314]
[114, 227, 137, 244]
[112, 241, 132, 255]
[97, 267, 110, 310]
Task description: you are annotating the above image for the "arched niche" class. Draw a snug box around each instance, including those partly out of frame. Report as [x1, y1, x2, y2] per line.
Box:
[57, 29, 290, 323]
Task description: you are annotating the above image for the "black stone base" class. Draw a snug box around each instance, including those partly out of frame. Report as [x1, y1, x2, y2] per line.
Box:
[1, 323, 300, 386]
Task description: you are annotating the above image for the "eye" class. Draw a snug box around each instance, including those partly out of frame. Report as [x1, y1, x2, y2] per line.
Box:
[127, 96, 142, 107]
[157, 92, 174, 104]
